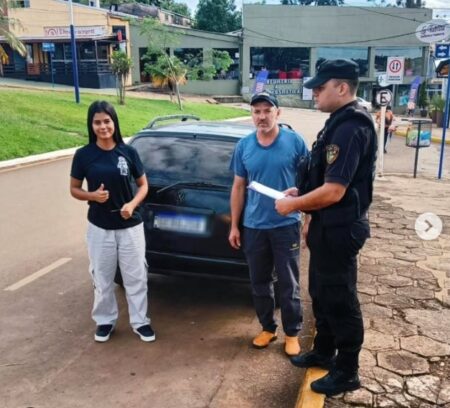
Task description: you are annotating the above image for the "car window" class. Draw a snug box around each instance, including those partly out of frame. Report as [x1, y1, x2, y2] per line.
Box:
[132, 135, 237, 186]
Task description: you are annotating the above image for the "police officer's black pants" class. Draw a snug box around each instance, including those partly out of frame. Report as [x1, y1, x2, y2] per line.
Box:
[307, 216, 369, 374]
[243, 223, 302, 336]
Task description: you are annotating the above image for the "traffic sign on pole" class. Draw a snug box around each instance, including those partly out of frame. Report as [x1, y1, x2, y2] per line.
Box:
[386, 57, 405, 84]
[435, 43, 450, 59]
[376, 89, 393, 106]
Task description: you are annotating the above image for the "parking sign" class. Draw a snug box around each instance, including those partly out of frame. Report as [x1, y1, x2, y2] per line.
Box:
[386, 57, 405, 84]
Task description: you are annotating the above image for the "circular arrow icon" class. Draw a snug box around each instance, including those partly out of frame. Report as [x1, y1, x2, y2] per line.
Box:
[415, 212, 443, 240]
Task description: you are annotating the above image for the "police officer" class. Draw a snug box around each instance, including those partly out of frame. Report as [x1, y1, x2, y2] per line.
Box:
[275, 59, 377, 396]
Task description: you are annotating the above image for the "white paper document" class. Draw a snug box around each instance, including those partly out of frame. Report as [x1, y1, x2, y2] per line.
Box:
[248, 181, 285, 200]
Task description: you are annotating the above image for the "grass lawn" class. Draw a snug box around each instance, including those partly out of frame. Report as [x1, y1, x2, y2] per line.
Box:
[0, 88, 249, 161]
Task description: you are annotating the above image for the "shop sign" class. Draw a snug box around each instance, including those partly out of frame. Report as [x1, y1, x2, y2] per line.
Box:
[265, 79, 301, 96]
[44, 26, 107, 38]
[415, 19, 450, 43]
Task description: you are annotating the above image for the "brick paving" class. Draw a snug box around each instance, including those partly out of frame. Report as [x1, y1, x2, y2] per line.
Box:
[324, 176, 450, 408]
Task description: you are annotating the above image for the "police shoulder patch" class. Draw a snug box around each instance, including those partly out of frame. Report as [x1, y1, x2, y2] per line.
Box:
[326, 144, 339, 164]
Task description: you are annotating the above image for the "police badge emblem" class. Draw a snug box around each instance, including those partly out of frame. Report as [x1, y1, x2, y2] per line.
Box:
[326, 144, 339, 164]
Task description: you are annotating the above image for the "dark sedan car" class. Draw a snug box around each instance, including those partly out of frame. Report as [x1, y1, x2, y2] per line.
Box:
[121, 115, 255, 282]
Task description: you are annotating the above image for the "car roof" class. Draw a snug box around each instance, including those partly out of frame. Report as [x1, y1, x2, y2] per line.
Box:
[135, 121, 255, 140]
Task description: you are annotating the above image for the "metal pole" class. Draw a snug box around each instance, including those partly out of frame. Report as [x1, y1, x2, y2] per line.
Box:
[377, 105, 386, 177]
[69, 0, 80, 103]
[414, 121, 422, 178]
[50, 52, 54, 88]
[438, 75, 450, 179]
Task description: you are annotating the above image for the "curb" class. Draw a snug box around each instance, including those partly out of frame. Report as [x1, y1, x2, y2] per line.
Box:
[295, 367, 328, 408]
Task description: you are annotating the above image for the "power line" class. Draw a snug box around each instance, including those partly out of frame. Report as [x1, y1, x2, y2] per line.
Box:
[244, 26, 428, 46]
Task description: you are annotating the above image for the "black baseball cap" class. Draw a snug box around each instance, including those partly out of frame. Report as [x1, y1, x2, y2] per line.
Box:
[304, 59, 359, 89]
[250, 91, 279, 108]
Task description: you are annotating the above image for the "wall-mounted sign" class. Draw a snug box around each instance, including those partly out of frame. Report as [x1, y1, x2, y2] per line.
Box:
[42, 42, 55, 52]
[415, 19, 450, 44]
[44, 26, 107, 38]
[266, 79, 301, 96]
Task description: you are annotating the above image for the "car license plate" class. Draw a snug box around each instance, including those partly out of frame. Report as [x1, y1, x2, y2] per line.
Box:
[153, 213, 207, 234]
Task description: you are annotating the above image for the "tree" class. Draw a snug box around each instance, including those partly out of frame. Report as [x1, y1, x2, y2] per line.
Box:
[111, 50, 132, 105]
[139, 17, 186, 109]
[143, 54, 187, 107]
[417, 81, 429, 111]
[365, 0, 424, 7]
[184, 49, 233, 80]
[194, 0, 241, 33]
[159, 0, 190, 17]
[0, 0, 26, 76]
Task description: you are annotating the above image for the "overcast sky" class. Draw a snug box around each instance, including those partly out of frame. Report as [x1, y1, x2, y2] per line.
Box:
[177, 0, 450, 14]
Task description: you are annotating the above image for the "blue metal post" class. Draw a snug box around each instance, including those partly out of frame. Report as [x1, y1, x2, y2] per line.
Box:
[70, 24, 80, 103]
[438, 77, 450, 179]
[50, 52, 55, 88]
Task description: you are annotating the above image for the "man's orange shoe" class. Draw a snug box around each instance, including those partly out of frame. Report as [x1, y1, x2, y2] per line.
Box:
[252, 331, 277, 349]
[285, 336, 301, 356]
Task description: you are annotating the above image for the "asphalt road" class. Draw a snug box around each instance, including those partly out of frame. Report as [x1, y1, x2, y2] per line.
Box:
[0, 158, 312, 408]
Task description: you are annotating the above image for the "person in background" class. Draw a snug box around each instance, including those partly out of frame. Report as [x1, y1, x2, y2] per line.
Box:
[229, 91, 309, 357]
[375, 105, 394, 153]
[70, 100, 155, 343]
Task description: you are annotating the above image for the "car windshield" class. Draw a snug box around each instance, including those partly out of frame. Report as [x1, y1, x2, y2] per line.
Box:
[132, 135, 238, 186]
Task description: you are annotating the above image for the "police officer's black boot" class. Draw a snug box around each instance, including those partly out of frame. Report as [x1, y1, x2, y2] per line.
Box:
[310, 367, 360, 396]
[290, 350, 335, 370]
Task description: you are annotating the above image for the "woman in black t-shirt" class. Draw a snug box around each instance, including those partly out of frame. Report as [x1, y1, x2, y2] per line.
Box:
[70, 101, 155, 343]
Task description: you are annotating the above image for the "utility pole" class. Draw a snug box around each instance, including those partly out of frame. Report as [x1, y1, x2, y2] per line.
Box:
[69, 0, 80, 103]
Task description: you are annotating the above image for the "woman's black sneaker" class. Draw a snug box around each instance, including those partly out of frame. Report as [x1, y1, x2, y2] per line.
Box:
[94, 324, 114, 342]
[290, 350, 335, 369]
[133, 324, 156, 342]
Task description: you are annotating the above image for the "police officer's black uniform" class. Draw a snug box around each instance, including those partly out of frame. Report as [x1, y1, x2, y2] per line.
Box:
[291, 59, 377, 396]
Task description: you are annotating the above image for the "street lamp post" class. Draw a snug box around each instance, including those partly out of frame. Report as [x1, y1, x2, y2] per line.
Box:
[69, 0, 80, 103]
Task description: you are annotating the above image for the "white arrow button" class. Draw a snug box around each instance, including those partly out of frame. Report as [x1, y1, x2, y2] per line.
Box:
[415, 212, 443, 240]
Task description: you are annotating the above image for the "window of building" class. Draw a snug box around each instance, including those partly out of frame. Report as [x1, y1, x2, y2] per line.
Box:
[374, 47, 423, 77]
[173, 15, 183, 25]
[80, 43, 95, 60]
[174, 48, 202, 65]
[317, 47, 369, 77]
[250, 47, 310, 79]
[11, 0, 30, 7]
[213, 48, 239, 80]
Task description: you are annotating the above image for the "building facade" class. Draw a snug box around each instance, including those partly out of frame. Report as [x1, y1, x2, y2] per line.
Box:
[2, 0, 131, 88]
[129, 23, 241, 96]
[241, 4, 433, 108]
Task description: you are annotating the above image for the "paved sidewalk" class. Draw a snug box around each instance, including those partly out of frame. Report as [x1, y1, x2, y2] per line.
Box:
[323, 174, 450, 407]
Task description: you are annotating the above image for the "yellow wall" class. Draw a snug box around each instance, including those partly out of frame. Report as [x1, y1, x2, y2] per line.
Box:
[8, 0, 113, 38]
[7, 0, 132, 85]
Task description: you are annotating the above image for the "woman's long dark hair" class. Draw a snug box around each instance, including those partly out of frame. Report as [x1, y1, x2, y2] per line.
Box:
[87, 100, 124, 144]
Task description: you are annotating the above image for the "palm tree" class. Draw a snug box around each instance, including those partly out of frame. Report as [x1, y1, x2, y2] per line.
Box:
[0, 0, 27, 76]
[144, 54, 187, 110]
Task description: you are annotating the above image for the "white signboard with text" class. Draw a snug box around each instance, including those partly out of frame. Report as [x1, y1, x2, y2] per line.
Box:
[415, 19, 450, 43]
[302, 77, 313, 100]
[386, 57, 405, 84]
[44, 26, 107, 38]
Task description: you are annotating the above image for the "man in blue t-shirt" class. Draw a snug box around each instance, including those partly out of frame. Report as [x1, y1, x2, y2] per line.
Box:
[229, 91, 309, 357]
